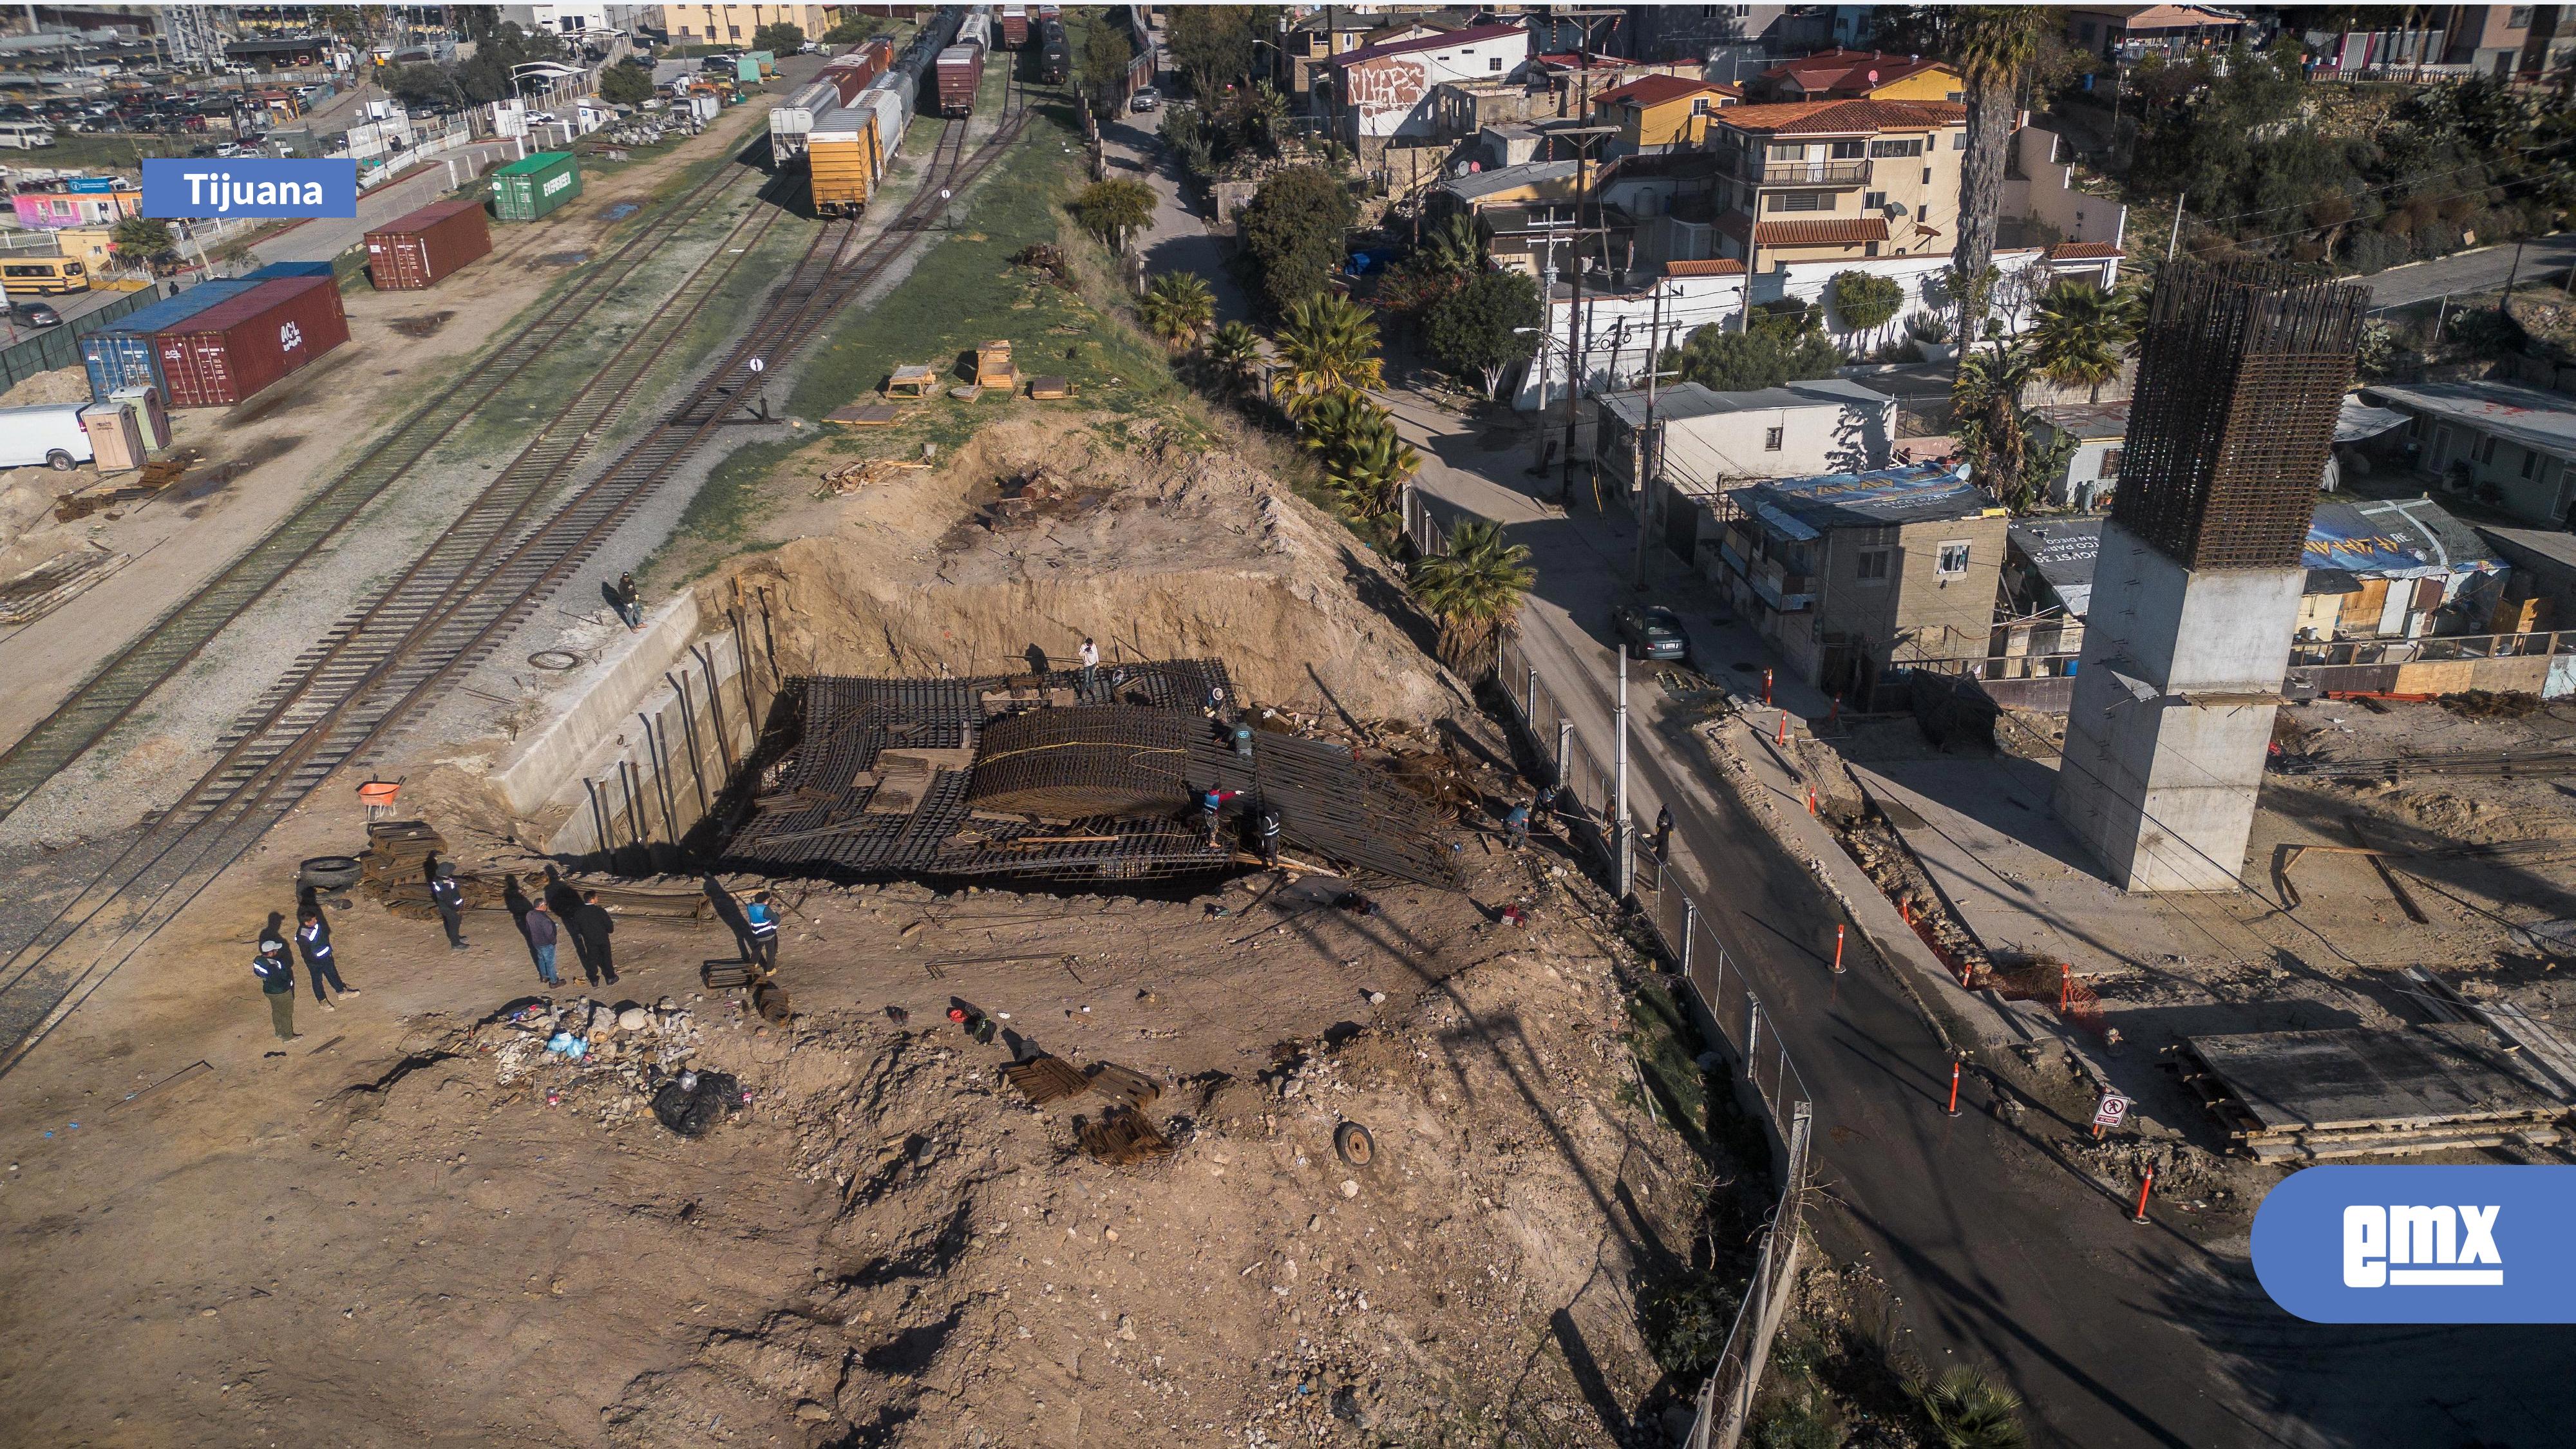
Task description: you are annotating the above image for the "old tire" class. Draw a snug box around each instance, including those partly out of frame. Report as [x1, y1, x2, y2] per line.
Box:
[298, 855, 363, 890]
[1334, 1121, 1375, 1168]
[46, 450, 74, 471]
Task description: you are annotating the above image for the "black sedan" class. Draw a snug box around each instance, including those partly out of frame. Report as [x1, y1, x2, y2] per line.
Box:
[1614, 604, 1690, 662]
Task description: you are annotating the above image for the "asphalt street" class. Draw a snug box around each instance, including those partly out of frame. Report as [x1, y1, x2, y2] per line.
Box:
[2360, 234, 2576, 310]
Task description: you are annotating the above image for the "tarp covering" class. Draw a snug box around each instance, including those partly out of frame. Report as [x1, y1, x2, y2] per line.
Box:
[2005, 517, 2103, 616]
[2335, 397, 2411, 444]
[2305, 497, 2503, 579]
[1745, 461, 1987, 531]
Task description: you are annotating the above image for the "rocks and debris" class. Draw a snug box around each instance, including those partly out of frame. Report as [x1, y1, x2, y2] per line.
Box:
[817, 456, 931, 497]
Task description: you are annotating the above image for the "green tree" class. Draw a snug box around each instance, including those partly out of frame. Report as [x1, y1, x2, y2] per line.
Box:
[1423, 269, 1544, 399]
[384, 61, 460, 110]
[1299, 392, 1417, 518]
[1417, 212, 1485, 276]
[751, 20, 805, 55]
[1828, 269, 1904, 346]
[1166, 5, 1274, 100]
[1068, 178, 1155, 251]
[1662, 325, 1843, 393]
[1410, 519, 1535, 675]
[2025, 279, 2140, 402]
[1206, 319, 1265, 394]
[1139, 270, 1217, 348]
[109, 215, 174, 267]
[822, 15, 884, 45]
[598, 59, 656, 106]
[1946, 8, 2047, 328]
[1076, 19, 1133, 109]
[1918, 1367, 2029, 1449]
[1951, 342, 2068, 511]
[1238, 166, 1356, 316]
[1269, 292, 1383, 416]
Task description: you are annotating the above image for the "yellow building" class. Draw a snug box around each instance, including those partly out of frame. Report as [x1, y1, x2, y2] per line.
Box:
[1707, 99, 1968, 270]
[651, 4, 841, 44]
[1751, 50, 1964, 104]
[55, 227, 118, 274]
[1590, 74, 1740, 153]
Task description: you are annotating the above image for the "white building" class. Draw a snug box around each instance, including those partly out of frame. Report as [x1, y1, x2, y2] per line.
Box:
[502, 4, 645, 35]
[1324, 24, 1531, 154]
[1598, 377, 1897, 494]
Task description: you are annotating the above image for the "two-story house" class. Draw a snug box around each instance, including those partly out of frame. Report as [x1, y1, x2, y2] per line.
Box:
[1323, 23, 1534, 163]
[1748, 48, 1964, 102]
[1589, 73, 1741, 155]
[1705, 98, 1967, 272]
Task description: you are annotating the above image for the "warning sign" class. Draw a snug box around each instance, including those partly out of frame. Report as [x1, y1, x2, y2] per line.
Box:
[2092, 1093, 2132, 1130]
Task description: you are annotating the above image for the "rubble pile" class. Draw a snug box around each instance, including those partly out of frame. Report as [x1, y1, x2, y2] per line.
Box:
[469, 994, 706, 1122]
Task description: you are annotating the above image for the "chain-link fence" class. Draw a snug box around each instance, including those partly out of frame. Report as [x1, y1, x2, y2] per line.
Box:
[1493, 630, 1815, 1449]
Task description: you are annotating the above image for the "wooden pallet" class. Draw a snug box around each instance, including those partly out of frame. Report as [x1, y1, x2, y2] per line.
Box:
[0, 550, 130, 627]
[1002, 1054, 1090, 1105]
[1085, 1061, 1161, 1113]
[1078, 1106, 1173, 1164]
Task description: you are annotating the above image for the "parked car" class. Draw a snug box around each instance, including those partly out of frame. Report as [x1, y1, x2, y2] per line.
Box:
[1613, 604, 1690, 663]
[0, 403, 93, 471]
[1129, 86, 1160, 112]
[10, 299, 64, 328]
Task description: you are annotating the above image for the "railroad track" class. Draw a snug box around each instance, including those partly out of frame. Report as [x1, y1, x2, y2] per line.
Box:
[0, 75, 1034, 1072]
[0, 156, 765, 820]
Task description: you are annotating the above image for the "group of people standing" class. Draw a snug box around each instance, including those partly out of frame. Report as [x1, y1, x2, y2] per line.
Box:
[251, 904, 358, 1045]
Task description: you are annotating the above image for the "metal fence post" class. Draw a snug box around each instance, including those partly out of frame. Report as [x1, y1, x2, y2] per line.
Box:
[1681, 899, 1697, 974]
[1526, 665, 1538, 724]
[1556, 719, 1573, 780]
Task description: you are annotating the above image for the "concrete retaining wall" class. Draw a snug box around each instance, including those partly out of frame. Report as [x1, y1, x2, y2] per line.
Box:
[490, 591, 779, 863]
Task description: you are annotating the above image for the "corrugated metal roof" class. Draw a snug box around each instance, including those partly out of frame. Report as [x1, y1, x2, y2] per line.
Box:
[2361, 380, 2576, 460]
[1752, 216, 1890, 245]
[1594, 73, 1738, 109]
[1718, 98, 1964, 135]
[1436, 158, 1578, 201]
[2049, 241, 2126, 260]
[1664, 258, 1746, 277]
[1329, 23, 1526, 69]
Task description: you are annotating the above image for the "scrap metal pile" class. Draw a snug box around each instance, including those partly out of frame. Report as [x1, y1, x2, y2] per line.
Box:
[723, 659, 1459, 886]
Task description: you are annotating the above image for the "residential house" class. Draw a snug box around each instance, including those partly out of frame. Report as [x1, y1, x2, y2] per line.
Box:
[1280, 8, 1450, 101]
[2474, 524, 2576, 634]
[1591, 73, 1739, 155]
[1598, 377, 1897, 560]
[502, 3, 644, 33]
[652, 5, 844, 45]
[2033, 402, 2128, 509]
[1430, 55, 1703, 140]
[1323, 23, 1532, 161]
[2358, 379, 2576, 525]
[2061, 5, 2246, 64]
[1748, 48, 1964, 102]
[1426, 158, 1584, 275]
[1708, 462, 2009, 692]
[2001, 124, 2127, 254]
[2307, 6, 2567, 83]
[10, 184, 141, 231]
[1704, 98, 1967, 273]
[2001, 517, 2099, 660]
[2300, 496, 2506, 640]
[1627, 6, 1828, 70]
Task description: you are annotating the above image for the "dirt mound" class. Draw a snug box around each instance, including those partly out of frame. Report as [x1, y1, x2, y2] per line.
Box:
[706, 414, 1472, 724]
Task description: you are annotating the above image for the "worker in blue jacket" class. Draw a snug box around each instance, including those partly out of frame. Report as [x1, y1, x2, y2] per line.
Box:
[253, 924, 299, 1045]
[296, 906, 357, 1009]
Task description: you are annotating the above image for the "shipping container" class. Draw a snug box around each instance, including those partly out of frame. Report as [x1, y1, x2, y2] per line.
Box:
[1000, 5, 1028, 48]
[80, 278, 260, 402]
[489, 151, 581, 222]
[153, 274, 351, 409]
[240, 260, 337, 280]
[806, 100, 884, 217]
[935, 44, 984, 117]
[363, 198, 491, 289]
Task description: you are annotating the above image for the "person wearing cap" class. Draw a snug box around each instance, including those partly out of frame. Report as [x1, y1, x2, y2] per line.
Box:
[253, 921, 299, 1043]
[427, 862, 468, 950]
[295, 905, 357, 1010]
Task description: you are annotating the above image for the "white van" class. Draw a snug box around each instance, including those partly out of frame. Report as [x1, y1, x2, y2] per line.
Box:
[0, 404, 95, 471]
[0, 122, 57, 150]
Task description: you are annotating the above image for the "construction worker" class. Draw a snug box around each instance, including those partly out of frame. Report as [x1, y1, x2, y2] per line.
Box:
[573, 890, 618, 987]
[525, 898, 563, 988]
[744, 891, 780, 972]
[1197, 785, 1238, 849]
[614, 572, 643, 630]
[1654, 805, 1674, 864]
[295, 905, 357, 1010]
[1078, 637, 1100, 699]
[1503, 801, 1531, 850]
[1255, 802, 1282, 866]
[253, 925, 299, 1044]
[428, 862, 468, 950]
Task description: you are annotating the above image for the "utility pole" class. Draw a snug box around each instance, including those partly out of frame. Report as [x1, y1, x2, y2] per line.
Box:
[1631, 282, 1663, 588]
[1613, 641, 1631, 898]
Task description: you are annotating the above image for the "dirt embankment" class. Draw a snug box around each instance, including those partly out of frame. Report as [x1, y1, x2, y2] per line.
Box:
[706, 415, 1472, 724]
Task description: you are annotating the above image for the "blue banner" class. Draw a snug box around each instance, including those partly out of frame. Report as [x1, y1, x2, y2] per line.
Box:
[2253, 1165, 2576, 1323]
[142, 158, 357, 219]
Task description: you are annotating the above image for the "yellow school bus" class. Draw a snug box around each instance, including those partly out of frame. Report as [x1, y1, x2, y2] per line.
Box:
[0, 256, 90, 296]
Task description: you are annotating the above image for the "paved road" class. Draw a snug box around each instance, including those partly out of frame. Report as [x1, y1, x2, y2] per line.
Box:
[2358, 234, 2576, 310]
[1378, 393, 2576, 1447]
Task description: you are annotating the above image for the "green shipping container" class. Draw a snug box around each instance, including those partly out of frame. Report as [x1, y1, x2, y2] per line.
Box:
[490, 151, 582, 222]
[736, 52, 766, 83]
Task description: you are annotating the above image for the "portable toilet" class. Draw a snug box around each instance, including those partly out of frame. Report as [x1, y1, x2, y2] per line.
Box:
[490, 151, 582, 222]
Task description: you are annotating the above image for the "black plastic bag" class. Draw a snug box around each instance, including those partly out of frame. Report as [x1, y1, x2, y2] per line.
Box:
[650, 1070, 743, 1137]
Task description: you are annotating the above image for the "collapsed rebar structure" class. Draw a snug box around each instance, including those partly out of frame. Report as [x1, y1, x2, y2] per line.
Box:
[723, 659, 1460, 886]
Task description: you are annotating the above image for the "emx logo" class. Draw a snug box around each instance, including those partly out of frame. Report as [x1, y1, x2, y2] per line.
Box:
[2255, 1166, 2574, 1322]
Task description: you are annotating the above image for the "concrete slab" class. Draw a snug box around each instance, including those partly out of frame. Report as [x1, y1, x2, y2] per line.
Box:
[2187, 1023, 2565, 1133]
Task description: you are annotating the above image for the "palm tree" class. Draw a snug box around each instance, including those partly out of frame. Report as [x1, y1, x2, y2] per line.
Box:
[2025, 279, 2141, 402]
[1206, 319, 1264, 395]
[1949, 8, 2047, 332]
[1139, 271, 1217, 349]
[1068, 178, 1157, 252]
[1269, 292, 1385, 418]
[1410, 518, 1535, 676]
[1297, 388, 1383, 457]
[1918, 1367, 2028, 1449]
[1418, 212, 1485, 277]
[1952, 341, 2048, 511]
[1323, 427, 1421, 521]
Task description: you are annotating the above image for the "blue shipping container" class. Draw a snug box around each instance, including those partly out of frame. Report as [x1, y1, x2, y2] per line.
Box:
[240, 261, 336, 279]
[82, 279, 260, 402]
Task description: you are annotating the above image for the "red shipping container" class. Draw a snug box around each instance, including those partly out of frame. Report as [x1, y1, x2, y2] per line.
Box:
[155, 274, 351, 409]
[364, 198, 492, 290]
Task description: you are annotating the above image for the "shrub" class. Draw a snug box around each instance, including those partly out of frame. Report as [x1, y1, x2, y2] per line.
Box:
[2339, 229, 2410, 274]
[1828, 270, 1904, 339]
[1238, 166, 1357, 316]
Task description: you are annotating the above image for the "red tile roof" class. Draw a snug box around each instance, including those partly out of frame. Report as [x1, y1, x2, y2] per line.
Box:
[1753, 217, 1891, 246]
[2049, 241, 2127, 260]
[1665, 258, 1747, 277]
[1594, 73, 1740, 109]
[1717, 98, 1965, 135]
[1329, 23, 1528, 70]
[1761, 48, 1956, 95]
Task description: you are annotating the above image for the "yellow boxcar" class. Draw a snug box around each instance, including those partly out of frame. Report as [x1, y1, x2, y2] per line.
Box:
[806, 111, 882, 218]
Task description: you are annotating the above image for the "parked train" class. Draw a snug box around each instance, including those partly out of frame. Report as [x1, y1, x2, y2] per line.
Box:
[806, 8, 963, 217]
[769, 33, 895, 166]
[1036, 16, 1069, 85]
[934, 4, 992, 118]
[999, 3, 1028, 49]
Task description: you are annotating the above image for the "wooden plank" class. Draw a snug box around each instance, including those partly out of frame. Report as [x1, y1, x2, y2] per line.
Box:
[1084, 1061, 1161, 1113]
[1001, 1054, 1091, 1105]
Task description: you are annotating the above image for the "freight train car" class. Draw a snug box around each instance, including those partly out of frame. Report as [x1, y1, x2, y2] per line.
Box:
[955, 7, 991, 52]
[1037, 17, 1069, 84]
[999, 3, 1028, 48]
[771, 35, 896, 166]
[936, 41, 986, 117]
[807, 80, 913, 217]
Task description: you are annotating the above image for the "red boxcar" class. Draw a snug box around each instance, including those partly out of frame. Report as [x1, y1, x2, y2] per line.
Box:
[363, 198, 492, 290]
[818, 37, 893, 106]
[155, 274, 351, 408]
[1000, 5, 1028, 48]
[935, 43, 983, 117]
